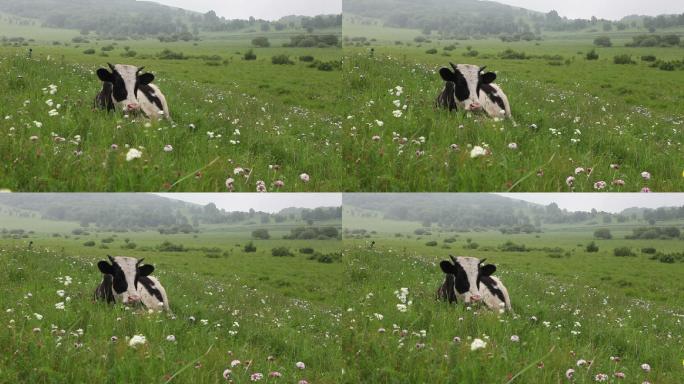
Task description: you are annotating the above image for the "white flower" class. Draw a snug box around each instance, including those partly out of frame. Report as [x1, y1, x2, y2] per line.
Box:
[300, 173, 310, 183]
[640, 363, 651, 372]
[470, 146, 487, 158]
[48, 109, 59, 117]
[565, 368, 575, 379]
[393, 100, 401, 107]
[54, 302, 65, 310]
[375, 120, 384, 127]
[56, 290, 65, 297]
[125, 148, 142, 162]
[166, 335, 176, 342]
[392, 110, 403, 118]
[33, 121, 43, 128]
[295, 361, 306, 370]
[574, 167, 585, 174]
[576, 359, 587, 367]
[507, 142, 518, 150]
[470, 338, 487, 351]
[128, 334, 146, 348]
[373, 313, 384, 320]
[230, 359, 241, 368]
[34, 313, 43, 320]
[566, 176, 575, 187]
[163, 145, 173, 152]
[640, 171, 651, 180]
[396, 304, 407, 312]
[222, 369, 232, 379]
[510, 335, 520, 342]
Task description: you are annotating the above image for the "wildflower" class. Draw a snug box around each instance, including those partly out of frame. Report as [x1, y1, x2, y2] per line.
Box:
[110, 336, 118, 343]
[54, 302, 65, 310]
[233, 167, 245, 175]
[128, 334, 146, 348]
[222, 369, 232, 380]
[298, 381, 309, 384]
[453, 336, 461, 343]
[268, 372, 282, 378]
[34, 313, 43, 320]
[470, 146, 487, 158]
[450, 144, 460, 152]
[640, 171, 651, 180]
[295, 362, 306, 370]
[378, 328, 386, 333]
[609, 356, 620, 362]
[641, 187, 652, 193]
[230, 360, 241, 368]
[225, 178, 235, 191]
[300, 173, 310, 183]
[256, 180, 267, 193]
[396, 304, 407, 312]
[32, 327, 41, 333]
[594, 373, 608, 382]
[565, 368, 575, 380]
[529, 123, 538, 129]
[29, 135, 39, 142]
[510, 335, 520, 342]
[375, 120, 384, 127]
[614, 372, 625, 379]
[576, 359, 588, 367]
[610, 164, 620, 170]
[372, 135, 381, 141]
[593, 181, 607, 190]
[612, 179, 625, 186]
[470, 339, 486, 351]
[392, 110, 403, 118]
[640, 363, 651, 372]
[566, 176, 575, 187]
[110, 144, 118, 150]
[373, 313, 384, 320]
[274, 180, 285, 188]
[507, 142, 518, 150]
[33, 121, 43, 128]
[250, 373, 263, 381]
[48, 109, 59, 117]
[163, 145, 173, 152]
[574, 167, 585, 174]
[393, 100, 401, 107]
[126, 148, 142, 161]
[166, 335, 176, 342]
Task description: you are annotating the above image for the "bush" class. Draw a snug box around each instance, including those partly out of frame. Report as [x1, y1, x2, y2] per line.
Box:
[594, 36, 612, 47]
[499, 49, 528, 60]
[425, 48, 438, 54]
[499, 241, 528, 252]
[244, 241, 257, 253]
[83, 241, 95, 247]
[299, 55, 315, 62]
[586, 49, 599, 60]
[101, 45, 114, 52]
[641, 55, 657, 62]
[613, 54, 635, 65]
[101, 237, 114, 243]
[121, 50, 137, 57]
[252, 37, 270, 48]
[272, 54, 294, 65]
[121, 242, 137, 249]
[463, 49, 479, 57]
[586, 241, 599, 253]
[83, 48, 96, 55]
[157, 241, 186, 252]
[252, 229, 270, 240]
[613, 247, 635, 257]
[308, 252, 342, 264]
[157, 49, 186, 60]
[299, 247, 315, 254]
[243, 49, 257, 60]
[641, 247, 657, 254]
[594, 229, 612, 239]
[271, 247, 293, 257]
[425, 240, 438, 246]
[463, 242, 479, 249]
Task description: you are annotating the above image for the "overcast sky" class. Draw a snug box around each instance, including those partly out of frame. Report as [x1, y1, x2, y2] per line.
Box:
[498, 193, 684, 213]
[156, 193, 341, 213]
[498, 0, 683, 20]
[151, 0, 341, 20]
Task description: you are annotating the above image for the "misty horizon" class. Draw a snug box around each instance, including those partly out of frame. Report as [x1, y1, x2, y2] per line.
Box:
[496, 0, 683, 21]
[150, 0, 342, 21]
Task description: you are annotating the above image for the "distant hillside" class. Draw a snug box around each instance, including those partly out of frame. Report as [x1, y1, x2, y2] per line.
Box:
[0, 0, 341, 37]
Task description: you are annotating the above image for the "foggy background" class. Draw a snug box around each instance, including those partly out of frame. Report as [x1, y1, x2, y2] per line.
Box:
[159, 193, 343, 213]
[152, 0, 342, 20]
[499, 193, 684, 213]
[497, 0, 684, 20]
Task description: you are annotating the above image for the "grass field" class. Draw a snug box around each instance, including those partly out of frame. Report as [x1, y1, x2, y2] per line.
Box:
[0, 214, 345, 383]
[0, 22, 343, 192]
[339, 210, 684, 382]
[342, 21, 684, 192]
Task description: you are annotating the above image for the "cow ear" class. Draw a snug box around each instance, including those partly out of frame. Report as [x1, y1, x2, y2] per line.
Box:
[440, 260, 455, 274]
[138, 264, 154, 277]
[481, 72, 497, 84]
[97, 68, 114, 82]
[138, 73, 155, 85]
[439, 68, 457, 82]
[480, 264, 496, 276]
[98, 260, 114, 275]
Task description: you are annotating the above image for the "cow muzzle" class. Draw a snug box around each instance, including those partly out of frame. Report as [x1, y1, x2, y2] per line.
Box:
[466, 102, 482, 111]
[124, 294, 141, 306]
[125, 103, 141, 113]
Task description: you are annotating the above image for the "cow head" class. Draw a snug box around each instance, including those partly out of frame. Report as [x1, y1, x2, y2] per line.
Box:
[97, 255, 155, 306]
[96, 63, 155, 115]
[439, 255, 496, 304]
[439, 63, 497, 112]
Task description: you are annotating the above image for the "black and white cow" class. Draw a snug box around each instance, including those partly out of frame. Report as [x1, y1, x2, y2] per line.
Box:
[95, 255, 170, 312]
[95, 63, 170, 120]
[437, 255, 512, 312]
[436, 63, 512, 119]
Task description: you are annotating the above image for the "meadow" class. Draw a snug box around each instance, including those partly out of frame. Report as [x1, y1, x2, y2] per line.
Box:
[342, 20, 684, 192]
[339, 211, 684, 383]
[0, 21, 344, 192]
[0, 213, 346, 383]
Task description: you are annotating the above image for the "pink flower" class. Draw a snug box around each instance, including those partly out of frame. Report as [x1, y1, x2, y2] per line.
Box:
[566, 176, 575, 187]
[230, 360, 241, 368]
[574, 167, 585, 175]
[593, 181, 607, 190]
[612, 179, 625, 186]
[298, 381, 309, 384]
[225, 178, 235, 191]
[256, 180, 267, 193]
[250, 372, 263, 381]
[565, 368, 575, 380]
[641, 187, 652, 193]
[576, 359, 588, 367]
[110, 144, 118, 150]
[594, 373, 608, 382]
[268, 371, 282, 378]
[641, 171, 651, 180]
[614, 372, 625, 379]
[299, 173, 310, 183]
[222, 369, 232, 380]
[274, 180, 285, 188]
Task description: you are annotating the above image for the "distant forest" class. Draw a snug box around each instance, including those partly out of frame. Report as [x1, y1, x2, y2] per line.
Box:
[344, 0, 684, 38]
[0, 0, 341, 37]
[0, 194, 342, 230]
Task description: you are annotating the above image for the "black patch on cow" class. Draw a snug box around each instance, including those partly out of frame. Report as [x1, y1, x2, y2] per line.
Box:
[96, 67, 127, 103]
[479, 275, 506, 304]
[94, 274, 116, 303]
[136, 275, 164, 303]
[137, 83, 164, 111]
[480, 83, 506, 111]
[98, 259, 127, 294]
[95, 82, 115, 111]
[438, 67, 469, 107]
[437, 273, 458, 303]
[436, 81, 458, 111]
[439, 259, 470, 294]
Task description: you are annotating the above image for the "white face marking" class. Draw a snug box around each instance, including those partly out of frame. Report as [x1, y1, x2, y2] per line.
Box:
[113, 256, 139, 303]
[113, 64, 140, 108]
[455, 256, 482, 301]
[455, 64, 481, 107]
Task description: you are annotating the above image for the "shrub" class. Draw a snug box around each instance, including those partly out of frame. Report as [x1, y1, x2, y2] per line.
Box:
[593, 36, 612, 47]
[157, 49, 186, 60]
[271, 247, 293, 257]
[463, 242, 479, 249]
[586, 49, 599, 60]
[425, 48, 438, 54]
[252, 229, 270, 240]
[101, 45, 114, 52]
[308, 252, 342, 264]
[121, 242, 137, 249]
[299, 247, 315, 254]
[121, 50, 137, 57]
[299, 55, 315, 62]
[463, 49, 479, 57]
[272, 54, 294, 65]
[425, 240, 438, 246]
[641, 247, 657, 254]
[613, 54, 635, 65]
[499, 49, 528, 60]
[157, 241, 186, 252]
[641, 55, 657, 62]
[243, 49, 257, 60]
[244, 241, 257, 253]
[83, 48, 96, 55]
[586, 241, 599, 253]
[594, 229, 612, 239]
[499, 241, 528, 252]
[101, 237, 114, 243]
[252, 37, 270, 47]
[613, 247, 635, 257]
[83, 241, 95, 247]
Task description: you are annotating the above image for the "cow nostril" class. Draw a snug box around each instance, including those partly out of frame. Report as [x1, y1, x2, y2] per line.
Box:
[127, 104, 140, 110]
